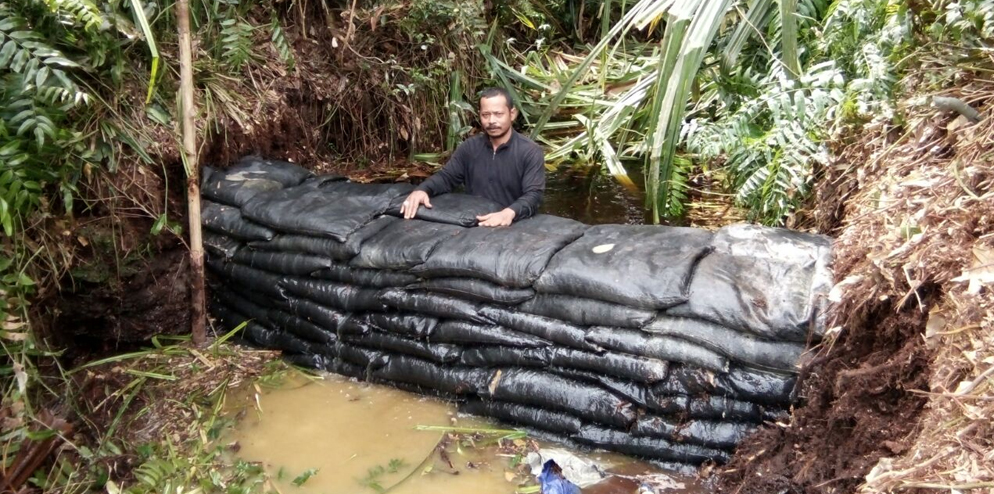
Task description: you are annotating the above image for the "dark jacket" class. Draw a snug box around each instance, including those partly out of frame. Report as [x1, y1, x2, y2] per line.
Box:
[415, 130, 545, 219]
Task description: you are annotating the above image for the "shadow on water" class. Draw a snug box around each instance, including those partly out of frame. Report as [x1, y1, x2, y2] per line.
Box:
[225, 373, 709, 494]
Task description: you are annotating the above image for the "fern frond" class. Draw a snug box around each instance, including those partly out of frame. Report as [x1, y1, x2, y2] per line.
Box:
[219, 17, 255, 71]
[270, 15, 295, 70]
[41, 0, 104, 31]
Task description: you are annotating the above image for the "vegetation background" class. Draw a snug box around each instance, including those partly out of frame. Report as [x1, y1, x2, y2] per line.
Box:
[1, 0, 991, 492]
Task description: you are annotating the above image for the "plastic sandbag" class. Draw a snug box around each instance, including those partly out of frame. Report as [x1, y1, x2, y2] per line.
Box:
[202, 158, 317, 207]
[232, 250, 332, 276]
[337, 316, 373, 337]
[572, 425, 730, 465]
[313, 342, 389, 371]
[202, 200, 276, 241]
[379, 289, 488, 323]
[312, 263, 419, 288]
[666, 252, 820, 342]
[585, 327, 728, 372]
[460, 347, 552, 368]
[416, 278, 536, 305]
[644, 316, 805, 372]
[203, 232, 242, 260]
[460, 400, 583, 435]
[491, 369, 636, 429]
[653, 365, 796, 406]
[385, 192, 504, 227]
[343, 331, 461, 363]
[430, 320, 551, 348]
[518, 294, 656, 329]
[632, 416, 756, 451]
[282, 277, 387, 312]
[411, 215, 588, 288]
[364, 312, 438, 338]
[242, 321, 315, 354]
[283, 297, 349, 332]
[210, 261, 287, 300]
[479, 307, 601, 352]
[547, 368, 654, 410]
[214, 290, 271, 326]
[373, 355, 493, 395]
[267, 309, 337, 344]
[242, 178, 413, 240]
[351, 219, 464, 270]
[686, 395, 764, 422]
[534, 225, 713, 309]
[550, 348, 669, 384]
[248, 216, 398, 260]
[282, 352, 330, 371]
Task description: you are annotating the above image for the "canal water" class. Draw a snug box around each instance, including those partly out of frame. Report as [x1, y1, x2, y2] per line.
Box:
[225, 373, 707, 494]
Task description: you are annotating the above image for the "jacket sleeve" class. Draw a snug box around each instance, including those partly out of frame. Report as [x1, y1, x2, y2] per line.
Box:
[507, 146, 545, 220]
[415, 144, 467, 196]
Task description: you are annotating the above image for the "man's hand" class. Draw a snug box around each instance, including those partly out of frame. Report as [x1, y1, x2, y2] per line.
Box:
[477, 208, 516, 227]
[400, 190, 432, 219]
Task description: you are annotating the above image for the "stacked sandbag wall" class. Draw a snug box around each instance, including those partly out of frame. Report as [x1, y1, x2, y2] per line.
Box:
[203, 157, 833, 469]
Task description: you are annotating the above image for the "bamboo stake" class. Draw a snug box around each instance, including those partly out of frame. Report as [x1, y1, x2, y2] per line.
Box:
[177, 0, 206, 346]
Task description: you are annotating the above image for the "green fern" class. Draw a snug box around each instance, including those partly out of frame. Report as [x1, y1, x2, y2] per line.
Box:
[40, 0, 103, 31]
[219, 16, 255, 71]
[270, 14, 294, 70]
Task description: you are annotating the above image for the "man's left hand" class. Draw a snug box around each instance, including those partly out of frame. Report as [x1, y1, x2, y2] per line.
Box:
[477, 208, 516, 227]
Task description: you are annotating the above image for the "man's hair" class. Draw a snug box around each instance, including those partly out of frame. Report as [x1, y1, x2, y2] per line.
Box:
[479, 87, 515, 110]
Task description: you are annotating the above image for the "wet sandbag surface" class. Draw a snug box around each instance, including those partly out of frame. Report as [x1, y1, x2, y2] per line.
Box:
[203, 161, 833, 468]
[412, 215, 588, 287]
[202, 157, 315, 207]
[385, 192, 503, 226]
[535, 225, 712, 309]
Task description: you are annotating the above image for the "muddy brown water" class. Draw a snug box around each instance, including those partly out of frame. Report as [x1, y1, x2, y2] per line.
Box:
[225, 373, 708, 494]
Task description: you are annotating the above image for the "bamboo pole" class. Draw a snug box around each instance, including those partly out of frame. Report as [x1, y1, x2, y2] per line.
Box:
[177, 0, 206, 346]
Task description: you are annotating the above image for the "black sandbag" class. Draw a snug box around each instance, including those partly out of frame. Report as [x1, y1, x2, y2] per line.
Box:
[385, 192, 504, 227]
[226, 281, 294, 313]
[490, 369, 636, 428]
[573, 425, 730, 465]
[343, 331, 461, 363]
[416, 278, 535, 305]
[312, 342, 389, 371]
[518, 294, 656, 329]
[547, 367, 655, 410]
[653, 365, 796, 406]
[478, 306, 601, 352]
[460, 399, 583, 435]
[242, 178, 413, 240]
[411, 215, 588, 288]
[203, 231, 242, 259]
[242, 322, 314, 354]
[364, 312, 438, 338]
[632, 416, 756, 451]
[430, 320, 551, 348]
[534, 225, 713, 309]
[202, 200, 276, 242]
[666, 252, 820, 342]
[379, 289, 487, 323]
[585, 327, 728, 372]
[336, 316, 373, 337]
[550, 348, 668, 384]
[202, 164, 309, 208]
[687, 395, 764, 422]
[203, 156, 315, 206]
[350, 219, 464, 270]
[644, 316, 805, 372]
[282, 277, 387, 312]
[211, 261, 287, 300]
[267, 309, 337, 344]
[232, 250, 332, 276]
[214, 290, 272, 326]
[312, 263, 418, 288]
[209, 301, 250, 332]
[373, 355, 493, 395]
[284, 297, 349, 332]
[282, 352, 331, 371]
[460, 347, 552, 368]
[248, 216, 399, 261]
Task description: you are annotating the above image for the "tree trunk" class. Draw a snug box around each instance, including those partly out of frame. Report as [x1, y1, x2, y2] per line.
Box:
[177, 0, 206, 346]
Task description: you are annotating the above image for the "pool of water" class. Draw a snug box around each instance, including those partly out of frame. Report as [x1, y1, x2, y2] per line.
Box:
[224, 373, 707, 494]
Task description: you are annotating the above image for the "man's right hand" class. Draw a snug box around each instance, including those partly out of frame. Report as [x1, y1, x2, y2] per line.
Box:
[400, 190, 432, 219]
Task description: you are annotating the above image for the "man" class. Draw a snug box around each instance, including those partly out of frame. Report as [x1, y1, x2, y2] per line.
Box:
[399, 87, 545, 227]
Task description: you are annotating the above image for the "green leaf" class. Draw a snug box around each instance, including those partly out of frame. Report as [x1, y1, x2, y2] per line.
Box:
[151, 213, 167, 235]
[291, 468, 318, 486]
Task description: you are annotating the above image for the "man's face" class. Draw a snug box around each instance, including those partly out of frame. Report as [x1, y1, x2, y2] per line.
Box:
[480, 95, 517, 140]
